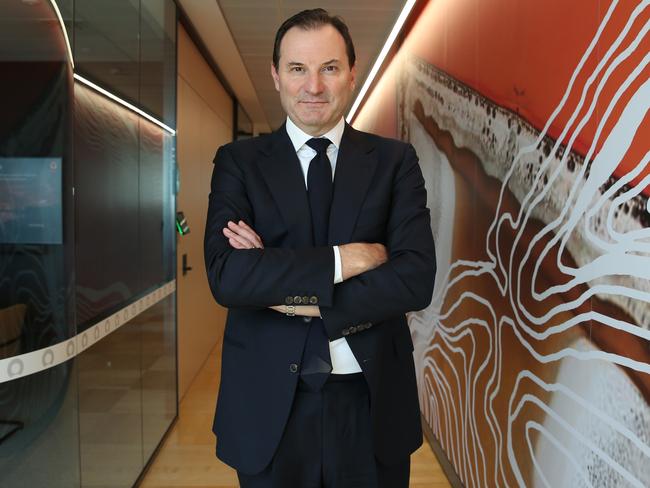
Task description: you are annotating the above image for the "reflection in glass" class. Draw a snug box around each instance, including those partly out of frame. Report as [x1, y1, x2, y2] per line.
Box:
[140, 0, 177, 127]
[0, 157, 63, 245]
[78, 320, 144, 488]
[78, 294, 176, 488]
[141, 295, 177, 460]
[1, 1, 178, 487]
[57, 0, 74, 51]
[0, 2, 78, 483]
[140, 122, 176, 288]
[74, 83, 140, 328]
[0, 0, 75, 356]
[74, 0, 140, 106]
[0, 363, 80, 487]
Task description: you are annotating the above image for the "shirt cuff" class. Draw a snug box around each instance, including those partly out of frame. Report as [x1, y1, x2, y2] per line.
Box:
[333, 246, 343, 284]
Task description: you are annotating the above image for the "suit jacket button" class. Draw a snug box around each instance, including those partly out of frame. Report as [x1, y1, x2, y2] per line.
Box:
[293, 295, 302, 305]
[302, 316, 312, 323]
[309, 296, 318, 305]
[285, 296, 294, 305]
[289, 363, 299, 373]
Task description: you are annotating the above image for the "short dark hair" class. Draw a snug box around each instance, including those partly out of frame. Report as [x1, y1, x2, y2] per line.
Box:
[272, 8, 356, 69]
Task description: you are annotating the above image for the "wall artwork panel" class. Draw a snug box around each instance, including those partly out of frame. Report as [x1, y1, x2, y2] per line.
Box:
[354, 1, 650, 486]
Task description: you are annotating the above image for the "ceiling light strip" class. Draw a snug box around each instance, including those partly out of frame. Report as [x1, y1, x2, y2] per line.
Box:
[49, 0, 75, 69]
[0, 280, 176, 384]
[346, 0, 417, 123]
[48, 2, 175, 135]
[74, 73, 177, 135]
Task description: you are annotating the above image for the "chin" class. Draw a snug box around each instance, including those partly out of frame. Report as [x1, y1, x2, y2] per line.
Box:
[296, 115, 328, 127]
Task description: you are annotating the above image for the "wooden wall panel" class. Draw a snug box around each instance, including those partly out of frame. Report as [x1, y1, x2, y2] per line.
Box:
[176, 24, 232, 399]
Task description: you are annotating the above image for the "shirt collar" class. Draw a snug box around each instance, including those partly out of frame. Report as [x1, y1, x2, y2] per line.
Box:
[285, 116, 345, 153]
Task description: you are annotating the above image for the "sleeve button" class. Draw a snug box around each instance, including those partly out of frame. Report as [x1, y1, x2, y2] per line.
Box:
[285, 296, 294, 305]
[302, 296, 309, 305]
[342, 328, 350, 336]
[293, 295, 302, 305]
[309, 296, 318, 305]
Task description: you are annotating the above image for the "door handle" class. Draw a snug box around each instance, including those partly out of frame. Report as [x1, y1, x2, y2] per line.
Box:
[182, 253, 193, 276]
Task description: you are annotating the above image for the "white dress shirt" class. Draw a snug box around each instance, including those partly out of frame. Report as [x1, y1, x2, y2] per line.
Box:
[285, 116, 362, 374]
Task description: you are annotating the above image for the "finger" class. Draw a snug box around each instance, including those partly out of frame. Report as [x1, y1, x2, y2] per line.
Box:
[238, 220, 260, 236]
[237, 221, 264, 248]
[223, 228, 255, 249]
[228, 220, 263, 247]
[224, 227, 255, 248]
[228, 221, 263, 248]
[223, 228, 246, 249]
[230, 233, 254, 249]
[229, 237, 246, 249]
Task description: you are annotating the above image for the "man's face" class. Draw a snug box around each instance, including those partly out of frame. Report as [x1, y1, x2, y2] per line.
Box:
[271, 24, 356, 136]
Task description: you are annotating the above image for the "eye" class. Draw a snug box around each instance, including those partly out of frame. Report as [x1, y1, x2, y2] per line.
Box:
[290, 66, 305, 73]
[323, 65, 338, 72]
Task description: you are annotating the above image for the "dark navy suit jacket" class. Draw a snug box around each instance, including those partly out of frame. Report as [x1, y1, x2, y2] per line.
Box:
[204, 122, 436, 475]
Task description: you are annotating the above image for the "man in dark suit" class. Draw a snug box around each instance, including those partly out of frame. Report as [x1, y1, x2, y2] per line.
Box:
[204, 8, 436, 488]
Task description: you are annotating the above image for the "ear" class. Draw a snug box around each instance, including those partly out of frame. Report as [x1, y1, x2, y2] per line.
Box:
[350, 64, 357, 90]
[271, 63, 280, 92]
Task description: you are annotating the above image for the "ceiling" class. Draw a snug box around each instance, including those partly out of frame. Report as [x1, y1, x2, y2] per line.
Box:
[181, 0, 406, 131]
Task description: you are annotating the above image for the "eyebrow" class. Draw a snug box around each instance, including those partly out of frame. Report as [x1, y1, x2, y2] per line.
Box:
[285, 59, 340, 67]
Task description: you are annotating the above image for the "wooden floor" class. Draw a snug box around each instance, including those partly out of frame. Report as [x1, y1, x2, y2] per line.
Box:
[139, 343, 451, 488]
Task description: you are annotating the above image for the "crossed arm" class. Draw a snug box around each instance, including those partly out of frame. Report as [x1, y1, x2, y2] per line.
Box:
[222, 219, 388, 316]
[204, 143, 435, 339]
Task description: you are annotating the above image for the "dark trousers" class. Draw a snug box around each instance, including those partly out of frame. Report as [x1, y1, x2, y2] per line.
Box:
[237, 373, 410, 488]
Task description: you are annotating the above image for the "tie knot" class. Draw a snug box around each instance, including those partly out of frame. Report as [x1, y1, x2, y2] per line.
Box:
[306, 137, 331, 154]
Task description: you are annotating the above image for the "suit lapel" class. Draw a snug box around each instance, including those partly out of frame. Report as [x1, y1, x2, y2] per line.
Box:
[328, 124, 378, 245]
[255, 124, 313, 246]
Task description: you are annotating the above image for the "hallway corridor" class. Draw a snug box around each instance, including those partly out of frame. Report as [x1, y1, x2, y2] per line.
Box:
[139, 342, 451, 488]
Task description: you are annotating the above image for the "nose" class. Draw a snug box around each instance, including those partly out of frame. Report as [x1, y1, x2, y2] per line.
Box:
[305, 71, 324, 95]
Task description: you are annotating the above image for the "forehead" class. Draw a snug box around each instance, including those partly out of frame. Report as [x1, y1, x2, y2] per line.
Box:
[279, 24, 347, 64]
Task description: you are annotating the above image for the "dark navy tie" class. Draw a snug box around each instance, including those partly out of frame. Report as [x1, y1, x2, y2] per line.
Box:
[299, 137, 333, 391]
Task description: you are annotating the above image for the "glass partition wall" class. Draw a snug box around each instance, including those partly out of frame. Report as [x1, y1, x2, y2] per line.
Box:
[0, 2, 178, 487]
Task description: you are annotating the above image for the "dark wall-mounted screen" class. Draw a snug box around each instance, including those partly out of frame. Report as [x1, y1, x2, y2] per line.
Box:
[0, 157, 63, 244]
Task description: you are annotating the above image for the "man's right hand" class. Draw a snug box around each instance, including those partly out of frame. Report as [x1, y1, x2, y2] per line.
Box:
[338, 243, 388, 281]
[223, 220, 264, 249]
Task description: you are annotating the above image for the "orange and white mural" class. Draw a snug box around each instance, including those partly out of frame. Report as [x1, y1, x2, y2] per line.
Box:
[354, 0, 650, 486]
